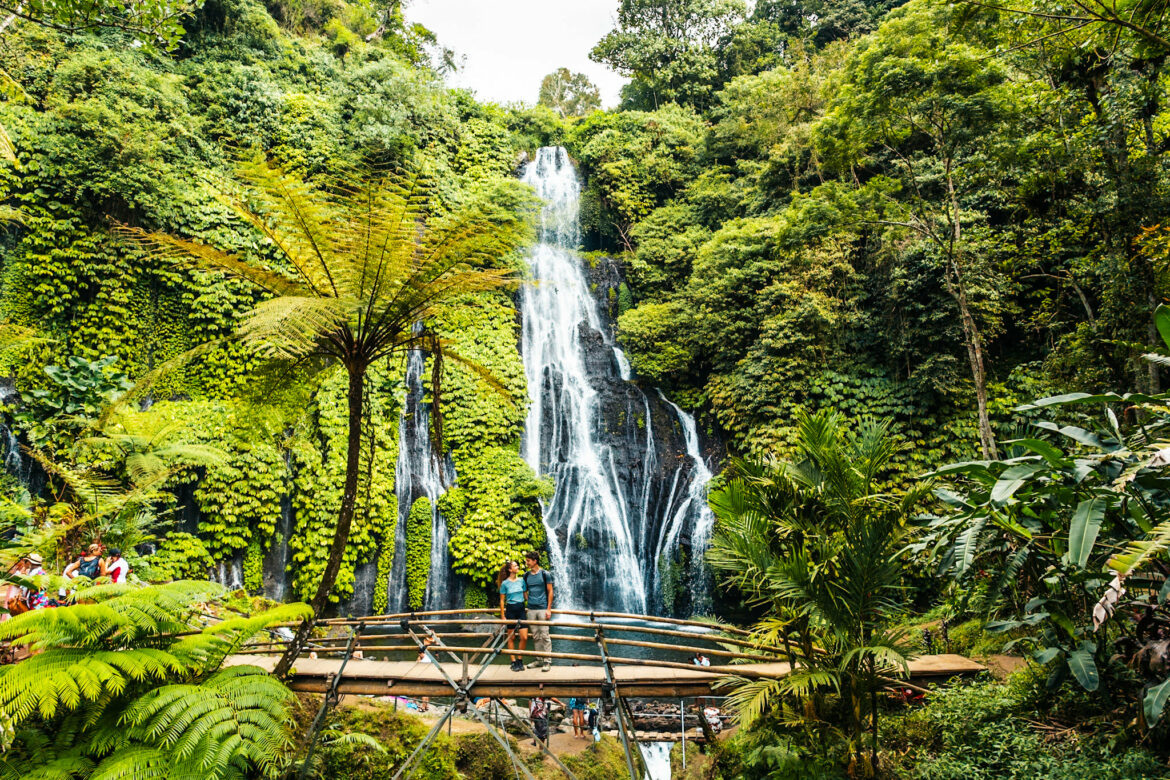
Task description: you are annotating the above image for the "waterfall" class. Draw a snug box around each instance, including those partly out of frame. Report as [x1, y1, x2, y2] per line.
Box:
[654, 392, 716, 615]
[639, 742, 672, 780]
[390, 348, 459, 612]
[212, 557, 243, 591]
[519, 146, 716, 615]
[262, 487, 294, 602]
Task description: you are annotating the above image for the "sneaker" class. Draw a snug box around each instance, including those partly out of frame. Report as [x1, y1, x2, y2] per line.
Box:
[525, 661, 541, 669]
[541, 661, 551, 672]
[510, 660, 522, 672]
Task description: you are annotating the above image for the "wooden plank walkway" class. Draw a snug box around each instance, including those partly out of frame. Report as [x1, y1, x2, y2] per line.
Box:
[226, 654, 985, 699]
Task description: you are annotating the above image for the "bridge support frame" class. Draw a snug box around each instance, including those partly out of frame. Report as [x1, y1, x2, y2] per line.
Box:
[296, 622, 365, 780]
[593, 623, 647, 780]
[392, 617, 582, 780]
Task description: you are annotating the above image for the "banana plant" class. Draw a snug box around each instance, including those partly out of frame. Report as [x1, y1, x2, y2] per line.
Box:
[923, 383, 1170, 724]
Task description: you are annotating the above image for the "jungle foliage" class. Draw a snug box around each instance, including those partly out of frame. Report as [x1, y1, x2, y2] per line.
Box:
[0, 0, 558, 614]
[0, 580, 309, 779]
[577, 0, 1170, 478]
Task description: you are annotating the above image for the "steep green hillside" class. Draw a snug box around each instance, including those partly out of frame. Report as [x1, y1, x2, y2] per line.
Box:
[0, 0, 560, 603]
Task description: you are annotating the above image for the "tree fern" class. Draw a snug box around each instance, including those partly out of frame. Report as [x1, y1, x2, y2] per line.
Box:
[0, 582, 303, 780]
[117, 158, 537, 676]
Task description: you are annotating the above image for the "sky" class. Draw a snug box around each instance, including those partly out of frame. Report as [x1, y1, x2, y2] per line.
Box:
[408, 0, 628, 109]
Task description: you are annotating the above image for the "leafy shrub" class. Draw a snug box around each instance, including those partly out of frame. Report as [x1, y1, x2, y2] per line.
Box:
[453, 732, 517, 780]
[883, 679, 1166, 779]
[139, 532, 215, 581]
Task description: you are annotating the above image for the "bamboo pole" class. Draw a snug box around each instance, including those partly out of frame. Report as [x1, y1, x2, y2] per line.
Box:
[242, 630, 781, 662]
[235, 643, 791, 679]
[314, 608, 752, 636]
[385, 618, 787, 654]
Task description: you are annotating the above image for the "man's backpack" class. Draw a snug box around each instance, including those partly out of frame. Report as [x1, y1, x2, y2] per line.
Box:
[77, 557, 101, 579]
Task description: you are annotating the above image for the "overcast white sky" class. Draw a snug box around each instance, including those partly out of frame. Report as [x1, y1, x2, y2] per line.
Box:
[408, 0, 628, 108]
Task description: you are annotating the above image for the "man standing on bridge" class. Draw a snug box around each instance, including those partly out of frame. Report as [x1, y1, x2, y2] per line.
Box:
[523, 551, 553, 672]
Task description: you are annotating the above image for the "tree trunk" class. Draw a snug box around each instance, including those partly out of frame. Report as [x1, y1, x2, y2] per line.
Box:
[275, 366, 367, 678]
[953, 276, 997, 460]
[944, 162, 997, 460]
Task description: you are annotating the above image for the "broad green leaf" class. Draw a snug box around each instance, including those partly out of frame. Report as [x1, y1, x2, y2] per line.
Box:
[991, 463, 1044, 506]
[1016, 391, 1159, 411]
[1144, 678, 1170, 726]
[1034, 421, 1105, 449]
[933, 488, 972, 509]
[1005, 438, 1068, 467]
[1068, 648, 1099, 691]
[1156, 304, 1170, 351]
[1017, 392, 1120, 410]
[1069, 497, 1107, 568]
[1033, 647, 1060, 665]
[984, 619, 1023, 633]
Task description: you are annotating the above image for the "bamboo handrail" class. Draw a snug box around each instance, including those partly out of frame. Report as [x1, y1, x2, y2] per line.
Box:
[386, 618, 788, 654]
[315, 608, 751, 636]
[242, 629, 781, 662]
[237, 643, 791, 679]
[258, 618, 784, 654]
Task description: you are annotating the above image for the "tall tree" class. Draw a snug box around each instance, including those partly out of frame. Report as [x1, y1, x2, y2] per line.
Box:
[537, 68, 602, 117]
[590, 0, 747, 110]
[121, 159, 535, 676]
[816, 3, 1019, 458]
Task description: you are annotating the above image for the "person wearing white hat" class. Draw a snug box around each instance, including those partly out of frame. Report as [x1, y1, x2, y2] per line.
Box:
[19, 554, 48, 611]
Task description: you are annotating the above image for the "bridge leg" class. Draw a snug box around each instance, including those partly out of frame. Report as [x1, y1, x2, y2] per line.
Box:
[680, 697, 686, 770]
[593, 626, 646, 780]
[389, 704, 457, 780]
[492, 696, 580, 780]
[296, 622, 364, 780]
[391, 622, 512, 780]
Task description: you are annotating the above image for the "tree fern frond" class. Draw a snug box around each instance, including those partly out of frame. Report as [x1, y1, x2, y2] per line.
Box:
[87, 746, 170, 780]
[1109, 519, 1170, 576]
[122, 667, 292, 776]
[115, 225, 311, 299]
[237, 296, 353, 360]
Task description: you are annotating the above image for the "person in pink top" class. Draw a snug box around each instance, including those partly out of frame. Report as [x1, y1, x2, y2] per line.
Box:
[105, 549, 130, 584]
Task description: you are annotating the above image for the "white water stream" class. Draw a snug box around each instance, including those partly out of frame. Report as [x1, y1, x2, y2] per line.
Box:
[640, 742, 672, 780]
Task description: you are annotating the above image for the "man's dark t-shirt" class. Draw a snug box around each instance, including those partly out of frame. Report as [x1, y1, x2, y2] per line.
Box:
[524, 569, 551, 609]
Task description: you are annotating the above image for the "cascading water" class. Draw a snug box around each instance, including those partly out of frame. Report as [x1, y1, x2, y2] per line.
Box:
[520, 147, 717, 615]
[653, 392, 716, 615]
[639, 742, 672, 780]
[388, 348, 460, 612]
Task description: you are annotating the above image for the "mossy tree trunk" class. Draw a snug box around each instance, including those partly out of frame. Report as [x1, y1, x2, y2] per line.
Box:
[276, 365, 366, 678]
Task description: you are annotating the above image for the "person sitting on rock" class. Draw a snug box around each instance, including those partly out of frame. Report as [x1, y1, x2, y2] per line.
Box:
[63, 544, 105, 581]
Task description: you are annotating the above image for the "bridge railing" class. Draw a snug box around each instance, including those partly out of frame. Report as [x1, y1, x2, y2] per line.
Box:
[240, 608, 797, 677]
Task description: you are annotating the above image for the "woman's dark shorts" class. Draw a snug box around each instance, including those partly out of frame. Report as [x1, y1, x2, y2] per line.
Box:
[505, 602, 526, 623]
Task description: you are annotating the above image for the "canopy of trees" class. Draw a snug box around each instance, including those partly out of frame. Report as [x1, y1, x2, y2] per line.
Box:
[537, 68, 601, 117]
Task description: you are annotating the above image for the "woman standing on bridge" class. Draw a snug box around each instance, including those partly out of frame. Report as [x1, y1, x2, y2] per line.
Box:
[497, 560, 528, 672]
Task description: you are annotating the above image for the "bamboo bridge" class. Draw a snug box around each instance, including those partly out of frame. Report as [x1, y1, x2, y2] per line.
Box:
[237, 609, 985, 780]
